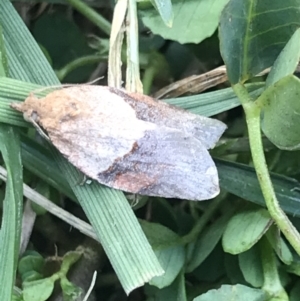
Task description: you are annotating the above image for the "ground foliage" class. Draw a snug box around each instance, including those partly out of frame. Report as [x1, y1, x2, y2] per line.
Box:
[1, 0, 300, 300]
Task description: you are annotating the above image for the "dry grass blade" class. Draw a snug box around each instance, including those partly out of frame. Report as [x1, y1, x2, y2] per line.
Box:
[154, 63, 300, 99]
[154, 66, 227, 99]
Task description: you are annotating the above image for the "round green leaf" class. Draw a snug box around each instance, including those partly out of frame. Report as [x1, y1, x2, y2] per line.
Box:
[18, 251, 45, 276]
[140, 0, 229, 44]
[23, 277, 56, 301]
[222, 209, 272, 254]
[261, 75, 300, 150]
[60, 276, 83, 301]
[149, 245, 185, 289]
[193, 284, 267, 301]
[141, 220, 185, 288]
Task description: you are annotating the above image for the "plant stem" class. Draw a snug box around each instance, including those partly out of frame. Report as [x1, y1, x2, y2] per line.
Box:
[233, 82, 300, 255]
[56, 55, 107, 81]
[180, 195, 225, 245]
[142, 66, 156, 95]
[259, 236, 288, 299]
[65, 0, 111, 35]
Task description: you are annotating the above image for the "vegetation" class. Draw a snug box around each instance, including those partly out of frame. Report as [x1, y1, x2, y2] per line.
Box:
[1, 0, 300, 300]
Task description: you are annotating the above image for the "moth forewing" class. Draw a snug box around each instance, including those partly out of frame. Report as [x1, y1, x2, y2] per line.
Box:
[11, 85, 226, 201]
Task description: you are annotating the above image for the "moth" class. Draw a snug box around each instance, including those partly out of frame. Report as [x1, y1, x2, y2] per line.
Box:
[11, 86, 226, 200]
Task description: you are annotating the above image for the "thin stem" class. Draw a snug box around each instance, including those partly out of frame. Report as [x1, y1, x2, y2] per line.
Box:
[233, 82, 300, 255]
[56, 55, 107, 81]
[65, 0, 111, 35]
[259, 236, 288, 299]
[180, 196, 225, 245]
[142, 66, 156, 95]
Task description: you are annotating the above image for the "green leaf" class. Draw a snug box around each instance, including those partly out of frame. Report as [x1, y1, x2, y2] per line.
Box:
[0, 26, 9, 76]
[0, 125, 23, 301]
[238, 246, 264, 287]
[141, 220, 181, 248]
[192, 244, 225, 282]
[219, 0, 300, 84]
[140, 0, 229, 44]
[266, 28, 300, 87]
[60, 276, 83, 301]
[145, 271, 187, 301]
[18, 252, 45, 276]
[266, 225, 293, 265]
[23, 276, 57, 301]
[193, 284, 267, 301]
[165, 83, 263, 117]
[216, 159, 300, 218]
[150, 0, 173, 27]
[222, 209, 272, 254]
[21, 271, 43, 283]
[60, 251, 82, 274]
[149, 246, 185, 289]
[21, 134, 76, 201]
[261, 75, 300, 150]
[0, 76, 258, 125]
[224, 254, 246, 285]
[286, 261, 300, 277]
[186, 211, 233, 272]
[141, 221, 185, 288]
[1, 0, 163, 293]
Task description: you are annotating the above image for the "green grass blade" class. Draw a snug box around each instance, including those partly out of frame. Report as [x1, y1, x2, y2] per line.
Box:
[217, 159, 300, 217]
[165, 83, 264, 117]
[0, 125, 23, 300]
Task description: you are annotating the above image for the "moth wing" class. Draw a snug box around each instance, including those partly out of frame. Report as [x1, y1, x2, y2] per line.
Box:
[50, 124, 219, 200]
[96, 127, 220, 200]
[111, 88, 227, 149]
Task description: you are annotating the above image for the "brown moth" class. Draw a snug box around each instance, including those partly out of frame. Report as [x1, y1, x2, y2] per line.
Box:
[11, 86, 226, 200]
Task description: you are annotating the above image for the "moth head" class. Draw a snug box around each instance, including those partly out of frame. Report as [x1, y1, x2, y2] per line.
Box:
[11, 93, 41, 123]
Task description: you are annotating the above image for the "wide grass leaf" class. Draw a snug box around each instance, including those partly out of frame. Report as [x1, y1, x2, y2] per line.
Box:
[165, 83, 263, 117]
[216, 159, 300, 217]
[0, 126, 23, 300]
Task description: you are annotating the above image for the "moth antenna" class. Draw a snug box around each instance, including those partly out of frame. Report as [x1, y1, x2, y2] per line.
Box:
[30, 77, 105, 95]
[85, 76, 104, 85]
